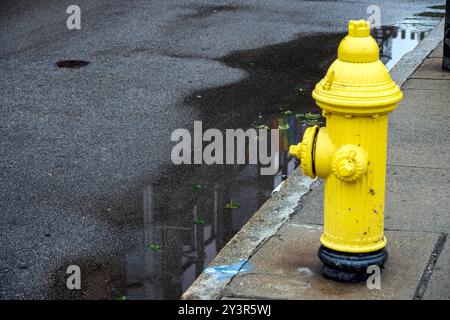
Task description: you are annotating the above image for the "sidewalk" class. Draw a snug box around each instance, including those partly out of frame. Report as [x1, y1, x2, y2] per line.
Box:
[182, 23, 450, 300]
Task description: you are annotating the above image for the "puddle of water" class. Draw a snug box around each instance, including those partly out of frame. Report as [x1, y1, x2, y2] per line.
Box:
[48, 12, 443, 300]
[372, 8, 445, 70]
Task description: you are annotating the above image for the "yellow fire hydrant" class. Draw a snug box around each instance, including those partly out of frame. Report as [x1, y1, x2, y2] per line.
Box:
[289, 20, 403, 282]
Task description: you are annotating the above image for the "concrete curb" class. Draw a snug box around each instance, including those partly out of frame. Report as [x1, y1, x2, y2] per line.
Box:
[181, 19, 445, 300]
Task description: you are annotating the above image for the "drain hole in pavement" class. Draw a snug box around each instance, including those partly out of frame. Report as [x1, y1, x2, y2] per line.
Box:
[55, 60, 89, 68]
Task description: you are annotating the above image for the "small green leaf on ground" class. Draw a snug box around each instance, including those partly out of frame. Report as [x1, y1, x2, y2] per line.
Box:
[106, 208, 112, 213]
[305, 119, 321, 126]
[295, 113, 323, 126]
[193, 218, 205, 225]
[282, 110, 293, 117]
[305, 113, 321, 120]
[296, 112, 321, 120]
[148, 243, 162, 252]
[224, 199, 240, 210]
[115, 296, 127, 301]
[192, 184, 203, 192]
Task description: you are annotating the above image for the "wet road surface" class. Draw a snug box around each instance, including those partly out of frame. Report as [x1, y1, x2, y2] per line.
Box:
[0, 0, 445, 299]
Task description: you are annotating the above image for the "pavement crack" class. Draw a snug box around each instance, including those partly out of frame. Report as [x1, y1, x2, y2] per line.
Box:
[387, 163, 450, 171]
[413, 233, 448, 300]
[409, 77, 450, 80]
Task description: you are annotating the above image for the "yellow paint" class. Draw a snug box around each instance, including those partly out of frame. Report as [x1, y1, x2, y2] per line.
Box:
[289, 20, 403, 253]
[289, 126, 317, 178]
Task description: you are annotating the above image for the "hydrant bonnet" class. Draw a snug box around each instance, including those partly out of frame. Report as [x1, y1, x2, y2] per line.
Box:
[312, 20, 403, 115]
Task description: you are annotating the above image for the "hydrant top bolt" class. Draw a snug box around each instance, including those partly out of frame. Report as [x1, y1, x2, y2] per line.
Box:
[338, 20, 379, 63]
[348, 20, 370, 37]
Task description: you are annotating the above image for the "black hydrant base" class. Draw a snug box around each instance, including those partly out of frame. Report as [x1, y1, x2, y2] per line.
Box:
[318, 245, 388, 283]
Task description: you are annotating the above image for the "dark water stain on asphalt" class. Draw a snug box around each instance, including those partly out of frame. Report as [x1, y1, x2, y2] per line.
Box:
[47, 14, 443, 300]
[182, 4, 246, 20]
[415, 11, 446, 18]
[55, 60, 90, 69]
[427, 5, 446, 10]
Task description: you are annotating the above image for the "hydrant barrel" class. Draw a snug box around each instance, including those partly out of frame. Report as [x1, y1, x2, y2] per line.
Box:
[290, 20, 403, 282]
[321, 115, 387, 253]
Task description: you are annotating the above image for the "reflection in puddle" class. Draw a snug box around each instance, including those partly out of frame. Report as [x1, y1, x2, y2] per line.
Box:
[123, 120, 311, 299]
[50, 12, 444, 299]
[372, 11, 445, 70]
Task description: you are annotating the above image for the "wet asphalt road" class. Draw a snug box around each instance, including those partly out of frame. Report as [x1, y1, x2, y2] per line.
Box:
[0, 0, 444, 299]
